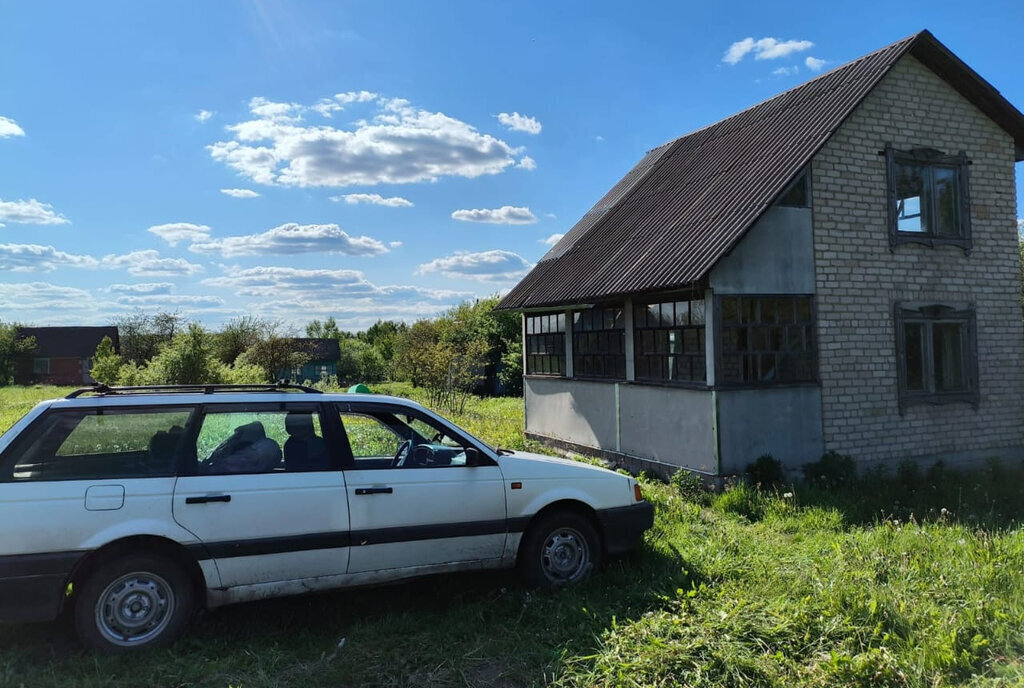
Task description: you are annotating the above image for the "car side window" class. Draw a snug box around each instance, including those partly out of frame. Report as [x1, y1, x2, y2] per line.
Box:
[340, 409, 473, 469]
[4, 407, 193, 481]
[195, 408, 331, 474]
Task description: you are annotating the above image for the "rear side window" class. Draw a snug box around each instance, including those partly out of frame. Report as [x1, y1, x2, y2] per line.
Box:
[4, 408, 193, 481]
[194, 407, 332, 474]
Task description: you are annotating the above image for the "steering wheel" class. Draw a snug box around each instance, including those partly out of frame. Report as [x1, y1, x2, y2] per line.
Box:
[390, 439, 412, 467]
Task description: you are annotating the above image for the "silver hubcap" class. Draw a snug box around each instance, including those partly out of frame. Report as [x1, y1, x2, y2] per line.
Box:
[95, 572, 175, 647]
[541, 527, 590, 583]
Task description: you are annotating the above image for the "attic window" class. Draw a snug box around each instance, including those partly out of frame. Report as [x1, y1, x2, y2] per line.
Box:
[776, 173, 809, 208]
[885, 144, 971, 251]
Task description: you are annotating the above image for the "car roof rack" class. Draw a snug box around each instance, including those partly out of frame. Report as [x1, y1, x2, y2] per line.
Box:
[66, 381, 323, 398]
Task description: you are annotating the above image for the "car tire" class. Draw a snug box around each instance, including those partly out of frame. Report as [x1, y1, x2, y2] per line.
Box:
[518, 511, 601, 588]
[74, 554, 194, 652]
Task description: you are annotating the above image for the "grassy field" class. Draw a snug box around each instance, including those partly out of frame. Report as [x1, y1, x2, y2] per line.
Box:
[0, 385, 1022, 687]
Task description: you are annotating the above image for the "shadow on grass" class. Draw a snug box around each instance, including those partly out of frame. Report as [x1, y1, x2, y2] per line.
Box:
[0, 542, 697, 688]
[775, 458, 1024, 530]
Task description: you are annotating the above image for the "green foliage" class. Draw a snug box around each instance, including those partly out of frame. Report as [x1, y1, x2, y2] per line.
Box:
[0, 321, 35, 385]
[140, 323, 224, 384]
[713, 481, 767, 521]
[215, 315, 273, 364]
[803, 450, 857, 489]
[670, 467, 709, 505]
[237, 336, 309, 383]
[89, 335, 122, 384]
[305, 316, 346, 340]
[746, 453, 784, 487]
[498, 345, 523, 396]
[113, 310, 182, 365]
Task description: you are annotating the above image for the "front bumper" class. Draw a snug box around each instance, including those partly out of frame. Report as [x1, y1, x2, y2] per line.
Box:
[596, 502, 655, 555]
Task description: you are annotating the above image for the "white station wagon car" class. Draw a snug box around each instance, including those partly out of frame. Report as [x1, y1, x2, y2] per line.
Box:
[0, 383, 653, 651]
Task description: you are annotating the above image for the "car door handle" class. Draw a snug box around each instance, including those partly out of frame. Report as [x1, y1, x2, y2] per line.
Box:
[354, 487, 393, 495]
[185, 494, 232, 504]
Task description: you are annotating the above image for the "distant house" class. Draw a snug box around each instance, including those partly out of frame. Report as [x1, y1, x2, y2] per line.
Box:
[15, 327, 120, 386]
[278, 338, 341, 383]
[497, 31, 1024, 478]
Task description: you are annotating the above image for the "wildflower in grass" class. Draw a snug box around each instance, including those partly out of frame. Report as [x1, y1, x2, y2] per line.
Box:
[783, 492, 794, 499]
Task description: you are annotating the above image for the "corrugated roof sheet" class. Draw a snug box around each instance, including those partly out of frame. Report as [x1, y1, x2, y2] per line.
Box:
[18, 327, 120, 358]
[498, 30, 1024, 310]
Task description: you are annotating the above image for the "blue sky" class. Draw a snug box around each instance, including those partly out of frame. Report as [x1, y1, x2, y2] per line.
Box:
[2, 0, 1022, 330]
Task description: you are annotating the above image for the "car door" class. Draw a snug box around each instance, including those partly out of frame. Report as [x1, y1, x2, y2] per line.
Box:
[171, 402, 350, 589]
[339, 402, 506, 574]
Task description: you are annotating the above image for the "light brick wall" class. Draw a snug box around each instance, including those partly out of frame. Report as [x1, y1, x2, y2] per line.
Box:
[811, 54, 1024, 465]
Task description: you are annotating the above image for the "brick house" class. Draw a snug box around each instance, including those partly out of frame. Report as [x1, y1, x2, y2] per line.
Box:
[497, 31, 1024, 478]
[15, 327, 120, 386]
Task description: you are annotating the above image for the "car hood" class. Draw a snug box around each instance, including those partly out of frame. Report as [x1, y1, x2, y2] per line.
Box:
[495, 451, 626, 481]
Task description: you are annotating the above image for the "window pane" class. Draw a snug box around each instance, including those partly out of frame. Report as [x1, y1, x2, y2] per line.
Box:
[13, 409, 192, 481]
[674, 301, 688, 326]
[196, 411, 294, 474]
[342, 413, 405, 460]
[904, 323, 925, 391]
[933, 323, 965, 391]
[931, 167, 960, 237]
[690, 299, 706, 325]
[896, 163, 925, 232]
[721, 298, 739, 324]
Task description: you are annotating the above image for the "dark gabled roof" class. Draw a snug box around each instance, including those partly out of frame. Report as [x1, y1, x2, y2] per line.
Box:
[18, 327, 120, 358]
[498, 30, 1024, 310]
[288, 338, 341, 362]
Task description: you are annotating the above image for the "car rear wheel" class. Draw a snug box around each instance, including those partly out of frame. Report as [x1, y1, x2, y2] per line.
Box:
[74, 554, 193, 652]
[518, 511, 601, 588]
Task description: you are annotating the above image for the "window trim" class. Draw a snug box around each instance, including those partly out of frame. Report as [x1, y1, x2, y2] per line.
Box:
[713, 294, 819, 389]
[524, 312, 567, 377]
[885, 144, 972, 252]
[893, 302, 979, 412]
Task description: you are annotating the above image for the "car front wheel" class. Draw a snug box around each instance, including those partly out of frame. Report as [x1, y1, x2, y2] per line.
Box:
[74, 554, 194, 652]
[518, 511, 601, 588]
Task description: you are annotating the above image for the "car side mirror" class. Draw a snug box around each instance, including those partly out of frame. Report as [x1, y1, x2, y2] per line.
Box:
[465, 447, 481, 466]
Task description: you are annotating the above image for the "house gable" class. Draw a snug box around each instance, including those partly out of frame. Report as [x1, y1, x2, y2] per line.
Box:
[498, 30, 1024, 313]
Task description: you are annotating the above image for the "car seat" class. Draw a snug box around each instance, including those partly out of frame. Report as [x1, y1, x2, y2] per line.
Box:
[284, 413, 330, 471]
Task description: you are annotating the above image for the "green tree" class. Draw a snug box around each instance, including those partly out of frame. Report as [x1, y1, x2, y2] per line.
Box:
[306, 317, 350, 340]
[89, 335, 122, 384]
[215, 315, 272, 364]
[113, 310, 181, 365]
[0, 322, 35, 385]
[142, 323, 224, 384]
[237, 337, 310, 383]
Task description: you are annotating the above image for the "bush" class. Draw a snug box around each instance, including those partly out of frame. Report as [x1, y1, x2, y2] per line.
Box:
[670, 468, 709, 505]
[89, 336, 122, 384]
[746, 453, 784, 487]
[802, 450, 857, 489]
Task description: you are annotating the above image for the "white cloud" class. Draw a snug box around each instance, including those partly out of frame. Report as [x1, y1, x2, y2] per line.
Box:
[540, 233, 564, 246]
[107, 283, 174, 295]
[220, 188, 260, 198]
[189, 222, 389, 257]
[595, 135, 605, 143]
[208, 93, 528, 187]
[101, 250, 205, 276]
[417, 250, 532, 282]
[773, 66, 799, 76]
[517, 156, 537, 171]
[195, 110, 214, 123]
[451, 206, 537, 225]
[496, 112, 542, 134]
[0, 243, 98, 272]
[389, 240, 403, 248]
[147, 222, 212, 246]
[544, 212, 557, 219]
[331, 193, 413, 207]
[723, 37, 814, 64]
[115, 294, 225, 307]
[0, 282, 94, 314]
[0, 116, 25, 138]
[0, 198, 70, 227]
[804, 56, 827, 72]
